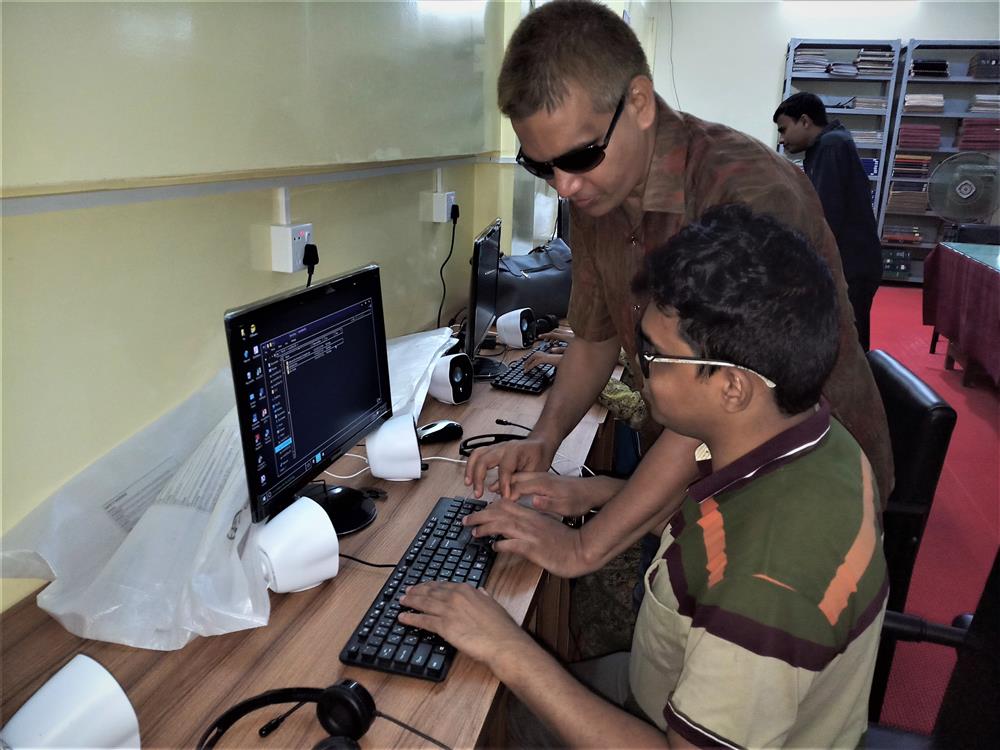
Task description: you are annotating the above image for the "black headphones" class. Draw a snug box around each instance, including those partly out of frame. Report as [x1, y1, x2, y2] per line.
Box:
[197, 679, 375, 750]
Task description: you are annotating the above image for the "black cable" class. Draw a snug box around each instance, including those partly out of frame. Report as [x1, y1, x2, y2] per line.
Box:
[436, 204, 461, 328]
[339, 553, 396, 569]
[496, 418, 533, 432]
[376, 710, 452, 750]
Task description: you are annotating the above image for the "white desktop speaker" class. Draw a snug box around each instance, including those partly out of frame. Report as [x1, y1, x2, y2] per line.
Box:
[255, 496, 340, 593]
[0, 654, 141, 750]
[428, 353, 473, 405]
[496, 308, 536, 349]
[366, 414, 422, 481]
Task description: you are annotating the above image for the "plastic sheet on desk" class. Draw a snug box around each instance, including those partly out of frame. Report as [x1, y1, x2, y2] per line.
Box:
[386, 328, 455, 420]
[1, 370, 270, 650]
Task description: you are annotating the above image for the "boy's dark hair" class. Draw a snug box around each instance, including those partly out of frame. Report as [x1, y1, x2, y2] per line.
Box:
[633, 204, 839, 416]
[497, 0, 651, 120]
[773, 92, 829, 127]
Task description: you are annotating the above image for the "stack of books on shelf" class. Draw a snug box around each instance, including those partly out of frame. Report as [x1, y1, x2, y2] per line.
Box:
[969, 94, 1000, 113]
[899, 123, 942, 149]
[904, 93, 946, 113]
[956, 119, 1000, 150]
[860, 157, 880, 177]
[818, 94, 856, 109]
[882, 225, 925, 244]
[854, 48, 894, 75]
[887, 184, 930, 214]
[792, 49, 828, 73]
[828, 61, 859, 77]
[849, 129, 882, 148]
[969, 51, 1000, 80]
[910, 59, 950, 78]
[891, 154, 932, 179]
[853, 95, 888, 110]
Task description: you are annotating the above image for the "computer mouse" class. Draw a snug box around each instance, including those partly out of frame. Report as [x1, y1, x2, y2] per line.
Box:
[416, 419, 464, 444]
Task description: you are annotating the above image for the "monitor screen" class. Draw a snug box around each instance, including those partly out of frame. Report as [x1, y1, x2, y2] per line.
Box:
[465, 218, 507, 379]
[224, 265, 391, 524]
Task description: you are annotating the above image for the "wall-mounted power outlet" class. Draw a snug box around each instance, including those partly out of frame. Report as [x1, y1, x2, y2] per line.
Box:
[267, 223, 313, 273]
[420, 191, 456, 223]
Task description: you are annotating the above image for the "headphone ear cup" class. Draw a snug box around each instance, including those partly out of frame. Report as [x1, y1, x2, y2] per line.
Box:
[312, 737, 361, 750]
[316, 680, 376, 740]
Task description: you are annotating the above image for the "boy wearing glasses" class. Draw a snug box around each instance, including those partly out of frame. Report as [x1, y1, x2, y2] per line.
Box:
[464, 0, 892, 589]
[402, 205, 887, 748]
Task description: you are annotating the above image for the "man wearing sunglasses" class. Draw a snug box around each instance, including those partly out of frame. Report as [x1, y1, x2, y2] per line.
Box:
[403, 205, 886, 748]
[464, 1, 891, 592]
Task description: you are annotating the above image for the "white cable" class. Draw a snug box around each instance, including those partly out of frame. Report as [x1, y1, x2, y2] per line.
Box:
[423, 456, 468, 465]
[344, 452, 369, 463]
[552, 450, 595, 478]
[324, 467, 371, 480]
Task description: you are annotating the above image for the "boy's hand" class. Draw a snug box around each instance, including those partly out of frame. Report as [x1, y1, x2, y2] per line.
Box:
[398, 583, 528, 667]
[462, 499, 585, 578]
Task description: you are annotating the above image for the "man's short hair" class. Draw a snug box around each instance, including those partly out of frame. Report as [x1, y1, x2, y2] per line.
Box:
[497, 0, 651, 120]
[633, 204, 839, 416]
[773, 92, 829, 127]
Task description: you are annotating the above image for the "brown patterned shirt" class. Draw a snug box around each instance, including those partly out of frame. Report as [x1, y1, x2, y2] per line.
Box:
[567, 97, 893, 502]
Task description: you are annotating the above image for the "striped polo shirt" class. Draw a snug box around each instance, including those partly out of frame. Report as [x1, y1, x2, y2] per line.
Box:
[629, 401, 888, 748]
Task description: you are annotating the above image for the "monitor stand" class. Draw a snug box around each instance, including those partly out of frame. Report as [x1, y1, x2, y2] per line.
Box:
[472, 356, 508, 380]
[297, 483, 377, 536]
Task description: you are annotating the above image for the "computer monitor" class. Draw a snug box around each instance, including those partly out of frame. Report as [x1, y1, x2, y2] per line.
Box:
[465, 218, 508, 379]
[224, 265, 392, 529]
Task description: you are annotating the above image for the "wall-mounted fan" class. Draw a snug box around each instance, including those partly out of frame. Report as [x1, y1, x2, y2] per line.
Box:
[928, 152, 1000, 223]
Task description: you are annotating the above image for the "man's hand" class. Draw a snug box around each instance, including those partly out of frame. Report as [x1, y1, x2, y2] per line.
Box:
[465, 437, 555, 499]
[524, 350, 564, 372]
[508, 472, 623, 517]
[539, 328, 575, 345]
[398, 582, 530, 667]
[462, 499, 586, 578]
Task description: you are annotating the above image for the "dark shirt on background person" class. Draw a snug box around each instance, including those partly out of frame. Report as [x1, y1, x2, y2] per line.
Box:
[775, 93, 884, 350]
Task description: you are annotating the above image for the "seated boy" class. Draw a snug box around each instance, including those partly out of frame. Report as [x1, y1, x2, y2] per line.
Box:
[400, 204, 888, 749]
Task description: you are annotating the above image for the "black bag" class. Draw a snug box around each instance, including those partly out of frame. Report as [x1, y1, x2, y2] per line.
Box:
[496, 237, 572, 318]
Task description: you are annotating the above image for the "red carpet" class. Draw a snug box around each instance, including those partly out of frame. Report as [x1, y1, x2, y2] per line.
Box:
[872, 284, 1000, 733]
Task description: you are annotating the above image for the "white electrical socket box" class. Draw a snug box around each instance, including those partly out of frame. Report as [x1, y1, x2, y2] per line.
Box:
[268, 223, 313, 273]
[420, 191, 456, 223]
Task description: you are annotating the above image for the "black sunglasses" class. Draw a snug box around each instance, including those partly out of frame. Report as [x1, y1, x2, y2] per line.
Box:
[516, 93, 627, 180]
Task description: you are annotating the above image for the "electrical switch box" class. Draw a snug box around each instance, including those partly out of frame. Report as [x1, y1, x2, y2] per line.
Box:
[420, 191, 456, 223]
[266, 223, 312, 273]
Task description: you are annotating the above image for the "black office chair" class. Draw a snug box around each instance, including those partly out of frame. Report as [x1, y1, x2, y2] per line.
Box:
[865, 350, 958, 721]
[864, 550, 999, 749]
[955, 223, 1000, 245]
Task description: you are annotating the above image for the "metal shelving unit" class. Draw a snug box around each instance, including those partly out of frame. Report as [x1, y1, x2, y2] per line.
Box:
[780, 39, 902, 221]
[878, 39, 1000, 283]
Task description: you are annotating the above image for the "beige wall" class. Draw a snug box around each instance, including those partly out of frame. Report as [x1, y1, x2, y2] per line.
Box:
[650, 1, 999, 146]
[1, 1, 515, 610]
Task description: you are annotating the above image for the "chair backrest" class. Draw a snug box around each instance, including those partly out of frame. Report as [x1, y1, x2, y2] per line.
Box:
[865, 350, 957, 720]
[955, 224, 1000, 244]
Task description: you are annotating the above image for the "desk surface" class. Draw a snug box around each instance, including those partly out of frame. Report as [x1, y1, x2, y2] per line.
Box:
[941, 242, 1000, 272]
[0, 370, 608, 748]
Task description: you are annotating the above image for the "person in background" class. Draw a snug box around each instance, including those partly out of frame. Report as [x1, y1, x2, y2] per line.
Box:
[774, 91, 884, 351]
[402, 205, 888, 749]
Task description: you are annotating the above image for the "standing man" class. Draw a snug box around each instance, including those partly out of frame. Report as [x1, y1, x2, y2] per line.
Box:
[464, 0, 892, 580]
[774, 92, 884, 351]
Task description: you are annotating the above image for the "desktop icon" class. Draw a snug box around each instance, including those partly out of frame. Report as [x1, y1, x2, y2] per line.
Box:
[253, 345, 260, 356]
[250, 324, 257, 334]
[246, 372, 252, 381]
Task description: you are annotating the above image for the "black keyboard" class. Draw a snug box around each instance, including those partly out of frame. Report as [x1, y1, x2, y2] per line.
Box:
[339, 496, 496, 682]
[491, 340, 560, 395]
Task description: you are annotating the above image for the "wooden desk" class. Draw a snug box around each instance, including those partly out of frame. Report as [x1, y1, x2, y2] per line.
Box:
[1, 375, 608, 748]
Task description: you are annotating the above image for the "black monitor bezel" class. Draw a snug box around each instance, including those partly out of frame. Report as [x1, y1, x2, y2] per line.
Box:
[223, 264, 392, 523]
[465, 218, 502, 358]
